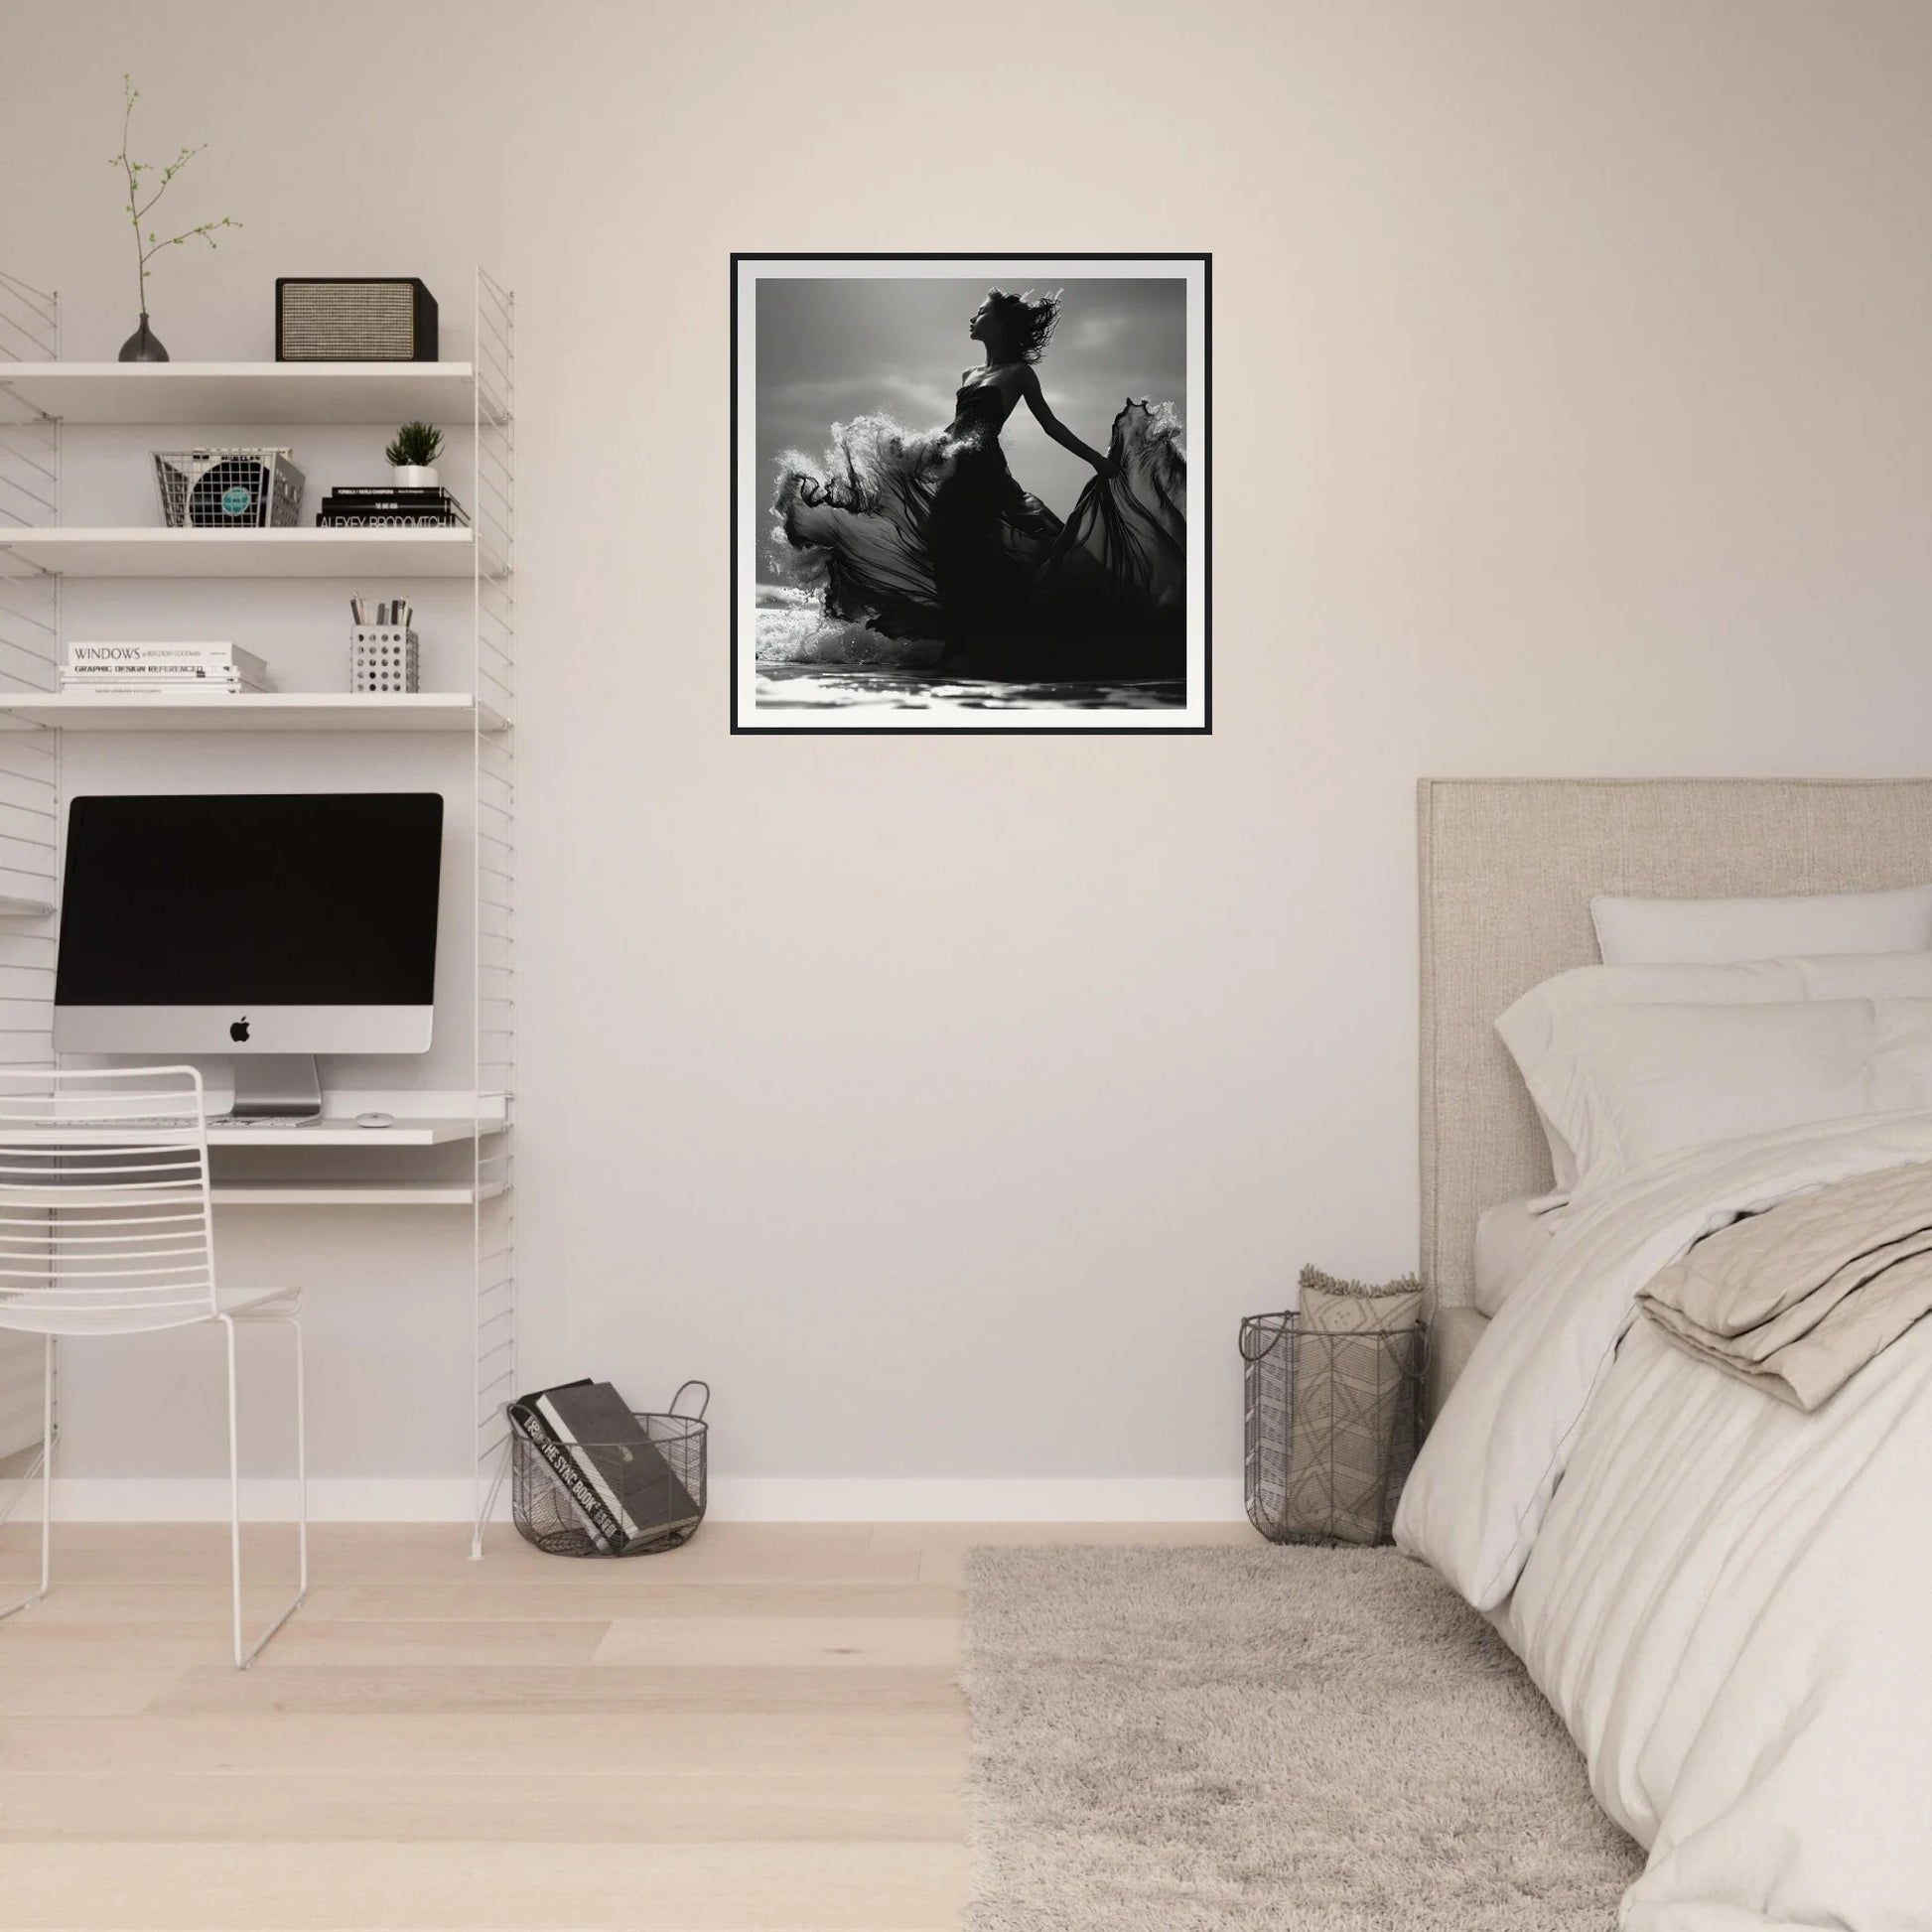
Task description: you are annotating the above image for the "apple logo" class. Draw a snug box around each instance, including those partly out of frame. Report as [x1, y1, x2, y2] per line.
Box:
[229, 1018, 250, 1043]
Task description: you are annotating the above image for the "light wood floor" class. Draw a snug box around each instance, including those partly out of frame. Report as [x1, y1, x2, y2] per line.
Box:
[0, 1520, 1252, 1931]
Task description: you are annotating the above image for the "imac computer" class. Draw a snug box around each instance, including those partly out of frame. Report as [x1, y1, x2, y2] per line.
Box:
[54, 792, 445, 1119]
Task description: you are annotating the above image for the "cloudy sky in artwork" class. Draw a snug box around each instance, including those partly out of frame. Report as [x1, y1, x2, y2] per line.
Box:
[754, 275, 1186, 521]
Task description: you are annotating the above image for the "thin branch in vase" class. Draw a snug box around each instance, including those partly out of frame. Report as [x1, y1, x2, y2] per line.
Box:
[109, 74, 242, 317]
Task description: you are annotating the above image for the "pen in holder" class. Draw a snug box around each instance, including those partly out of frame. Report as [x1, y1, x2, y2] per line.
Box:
[350, 624, 420, 694]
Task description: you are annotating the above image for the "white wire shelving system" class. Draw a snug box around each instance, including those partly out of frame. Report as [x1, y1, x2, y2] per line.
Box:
[0, 268, 517, 1554]
[469, 271, 517, 1554]
[0, 269, 62, 1482]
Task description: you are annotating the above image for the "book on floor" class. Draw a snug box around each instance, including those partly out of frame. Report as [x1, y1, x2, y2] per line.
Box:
[522, 1379, 703, 1551]
[507, 1380, 620, 1551]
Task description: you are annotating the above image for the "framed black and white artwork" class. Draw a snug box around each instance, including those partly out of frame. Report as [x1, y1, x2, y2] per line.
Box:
[732, 254, 1210, 734]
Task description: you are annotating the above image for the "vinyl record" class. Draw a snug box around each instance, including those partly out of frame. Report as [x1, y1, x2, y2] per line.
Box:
[187, 458, 266, 527]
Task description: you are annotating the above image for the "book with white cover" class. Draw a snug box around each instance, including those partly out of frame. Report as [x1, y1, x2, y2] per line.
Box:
[64, 669, 267, 683]
[69, 640, 252, 655]
[68, 642, 270, 686]
[63, 670, 267, 694]
[61, 682, 267, 695]
[63, 667, 266, 681]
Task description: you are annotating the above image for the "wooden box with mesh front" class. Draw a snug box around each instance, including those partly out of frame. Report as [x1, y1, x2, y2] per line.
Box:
[276, 278, 439, 361]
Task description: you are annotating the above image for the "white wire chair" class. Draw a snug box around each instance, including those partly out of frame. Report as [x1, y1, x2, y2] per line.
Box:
[0, 1066, 306, 1668]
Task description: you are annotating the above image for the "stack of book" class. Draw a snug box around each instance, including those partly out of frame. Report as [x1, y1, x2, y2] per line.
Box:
[509, 1379, 704, 1555]
[64, 642, 272, 695]
[316, 484, 470, 529]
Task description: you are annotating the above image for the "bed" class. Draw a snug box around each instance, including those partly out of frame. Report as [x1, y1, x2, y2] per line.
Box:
[1398, 777, 1932, 1932]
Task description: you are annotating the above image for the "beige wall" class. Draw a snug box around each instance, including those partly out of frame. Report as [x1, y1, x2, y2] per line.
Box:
[5, 1, 1931, 1505]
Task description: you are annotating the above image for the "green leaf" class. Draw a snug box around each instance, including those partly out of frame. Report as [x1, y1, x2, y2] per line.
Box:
[382, 420, 445, 467]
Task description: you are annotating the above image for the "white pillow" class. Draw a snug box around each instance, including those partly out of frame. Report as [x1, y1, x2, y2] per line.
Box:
[1496, 952, 1932, 1197]
[1590, 884, 1932, 965]
[1472, 1196, 1561, 1316]
[1512, 997, 1932, 1203]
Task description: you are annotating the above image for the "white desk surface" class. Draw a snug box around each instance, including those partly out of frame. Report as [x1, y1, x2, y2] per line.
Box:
[213, 1116, 491, 1148]
[1, 1116, 494, 1149]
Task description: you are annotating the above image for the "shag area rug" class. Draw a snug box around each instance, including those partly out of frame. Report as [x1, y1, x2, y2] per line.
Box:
[962, 1545, 1642, 1931]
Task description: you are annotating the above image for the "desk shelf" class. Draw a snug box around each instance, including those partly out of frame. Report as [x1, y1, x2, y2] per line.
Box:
[1, 1116, 493, 1150]
[210, 1179, 507, 1207]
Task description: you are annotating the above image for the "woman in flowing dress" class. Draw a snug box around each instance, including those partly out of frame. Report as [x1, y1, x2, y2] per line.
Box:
[768, 287, 1186, 682]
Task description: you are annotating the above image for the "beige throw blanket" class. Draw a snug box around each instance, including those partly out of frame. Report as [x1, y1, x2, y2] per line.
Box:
[1638, 1159, 1932, 1410]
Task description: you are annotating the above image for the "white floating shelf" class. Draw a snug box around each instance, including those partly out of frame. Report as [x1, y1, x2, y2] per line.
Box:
[0, 896, 53, 917]
[0, 527, 482, 579]
[1, 1117, 486, 1149]
[210, 1179, 505, 1207]
[0, 692, 505, 734]
[0, 360, 485, 426]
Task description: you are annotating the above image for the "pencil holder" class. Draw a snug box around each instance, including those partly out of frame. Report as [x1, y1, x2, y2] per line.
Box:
[350, 625, 420, 694]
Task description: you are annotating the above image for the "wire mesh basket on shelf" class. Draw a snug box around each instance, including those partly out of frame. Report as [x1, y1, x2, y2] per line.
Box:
[509, 1381, 708, 1558]
[153, 448, 305, 528]
[1241, 1311, 1423, 1547]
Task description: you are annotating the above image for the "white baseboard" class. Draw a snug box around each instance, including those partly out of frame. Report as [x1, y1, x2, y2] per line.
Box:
[27, 1475, 1247, 1525]
[37, 1478, 492, 1523]
[707, 1477, 1247, 1522]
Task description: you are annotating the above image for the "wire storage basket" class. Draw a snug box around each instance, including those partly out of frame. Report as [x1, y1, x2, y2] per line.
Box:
[509, 1381, 708, 1558]
[1241, 1312, 1423, 1547]
[153, 448, 305, 528]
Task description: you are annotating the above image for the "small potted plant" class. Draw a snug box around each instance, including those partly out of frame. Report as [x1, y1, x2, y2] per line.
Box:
[385, 421, 444, 488]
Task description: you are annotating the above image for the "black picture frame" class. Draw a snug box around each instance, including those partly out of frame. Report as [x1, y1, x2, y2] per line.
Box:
[731, 252, 1211, 736]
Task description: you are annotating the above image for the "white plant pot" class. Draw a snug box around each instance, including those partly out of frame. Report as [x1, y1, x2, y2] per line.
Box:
[392, 465, 439, 488]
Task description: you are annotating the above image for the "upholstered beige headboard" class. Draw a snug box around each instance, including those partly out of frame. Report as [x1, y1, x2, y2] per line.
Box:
[1419, 776, 1932, 1311]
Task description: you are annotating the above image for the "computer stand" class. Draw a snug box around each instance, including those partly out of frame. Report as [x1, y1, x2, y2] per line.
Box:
[228, 1055, 323, 1122]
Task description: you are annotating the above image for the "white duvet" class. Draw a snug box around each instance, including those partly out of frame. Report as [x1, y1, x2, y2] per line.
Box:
[1396, 1112, 1932, 1931]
